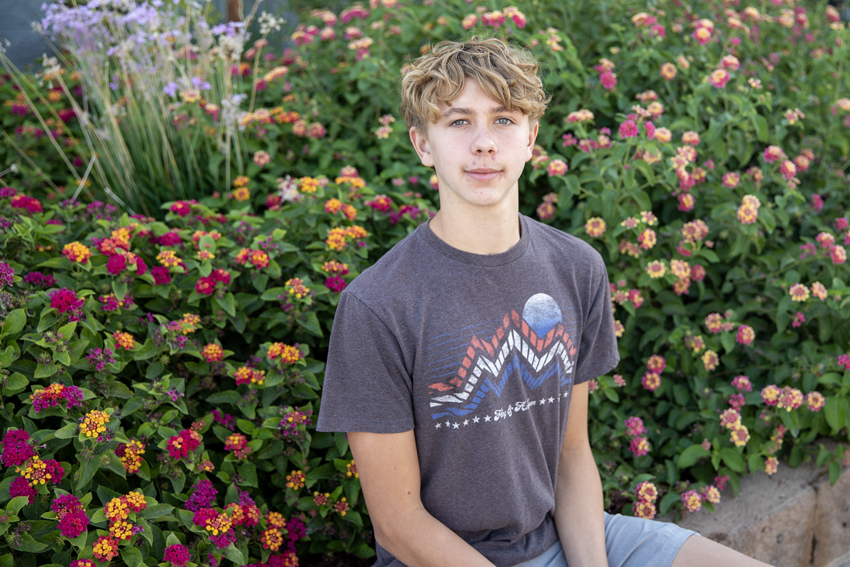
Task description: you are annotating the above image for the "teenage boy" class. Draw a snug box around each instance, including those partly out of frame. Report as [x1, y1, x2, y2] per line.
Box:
[317, 38, 771, 567]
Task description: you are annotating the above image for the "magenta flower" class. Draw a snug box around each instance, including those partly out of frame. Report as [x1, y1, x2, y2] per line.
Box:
[152, 266, 172, 285]
[618, 120, 639, 139]
[1, 429, 35, 466]
[164, 544, 192, 567]
[599, 70, 617, 90]
[324, 276, 347, 293]
[9, 476, 37, 504]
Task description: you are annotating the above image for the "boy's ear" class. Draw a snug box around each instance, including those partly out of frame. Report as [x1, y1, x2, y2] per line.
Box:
[525, 119, 540, 162]
[409, 126, 435, 168]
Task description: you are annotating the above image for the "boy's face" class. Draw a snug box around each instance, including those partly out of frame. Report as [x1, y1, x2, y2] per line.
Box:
[409, 78, 539, 213]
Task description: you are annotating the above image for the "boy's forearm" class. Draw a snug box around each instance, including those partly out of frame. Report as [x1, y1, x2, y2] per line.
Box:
[553, 444, 608, 567]
[380, 506, 496, 567]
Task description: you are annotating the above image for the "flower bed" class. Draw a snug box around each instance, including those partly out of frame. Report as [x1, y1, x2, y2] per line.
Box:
[1, 0, 850, 564]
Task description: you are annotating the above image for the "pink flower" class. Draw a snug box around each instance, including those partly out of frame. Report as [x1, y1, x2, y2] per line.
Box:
[629, 436, 650, 457]
[729, 394, 745, 411]
[682, 490, 702, 512]
[780, 160, 796, 180]
[805, 391, 825, 412]
[709, 69, 730, 88]
[646, 355, 666, 373]
[720, 55, 740, 71]
[678, 193, 695, 212]
[641, 372, 661, 391]
[732, 375, 752, 392]
[830, 245, 846, 264]
[547, 159, 568, 177]
[599, 70, 617, 90]
[763, 146, 786, 163]
[619, 120, 639, 139]
[625, 416, 646, 437]
[736, 325, 755, 346]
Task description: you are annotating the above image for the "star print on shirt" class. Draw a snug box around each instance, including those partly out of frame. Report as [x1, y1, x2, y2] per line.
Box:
[473, 416, 480, 423]
[435, 423, 441, 429]
[539, 398, 546, 405]
[452, 422, 459, 429]
[463, 419, 469, 426]
[484, 415, 491, 422]
[445, 420, 451, 428]
[548, 397, 555, 403]
[564, 391, 569, 398]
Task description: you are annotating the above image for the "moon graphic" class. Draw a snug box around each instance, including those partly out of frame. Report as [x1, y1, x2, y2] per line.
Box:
[522, 293, 562, 338]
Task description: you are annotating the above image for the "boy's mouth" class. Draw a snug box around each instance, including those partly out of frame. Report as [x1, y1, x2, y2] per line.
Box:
[466, 168, 501, 181]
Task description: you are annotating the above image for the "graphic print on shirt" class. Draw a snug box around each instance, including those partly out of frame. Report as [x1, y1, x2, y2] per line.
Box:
[426, 293, 578, 427]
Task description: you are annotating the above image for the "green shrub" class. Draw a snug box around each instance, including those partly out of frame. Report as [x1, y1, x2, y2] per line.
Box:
[1, 0, 850, 564]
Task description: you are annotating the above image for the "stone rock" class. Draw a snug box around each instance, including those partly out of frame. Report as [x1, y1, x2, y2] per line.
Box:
[813, 464, 850, 567]
[659, 461, 822, 566]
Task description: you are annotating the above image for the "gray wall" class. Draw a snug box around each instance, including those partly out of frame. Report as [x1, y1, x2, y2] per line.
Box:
[0, 0, 296, 71]
[0, 0, 54, 71]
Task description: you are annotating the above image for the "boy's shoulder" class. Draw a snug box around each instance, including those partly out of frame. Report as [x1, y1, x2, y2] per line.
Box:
[524, 215, 606, 267]
[343, 223, 428, 305]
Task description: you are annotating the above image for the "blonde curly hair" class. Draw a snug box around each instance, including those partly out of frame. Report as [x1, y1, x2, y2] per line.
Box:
[400, 37, 550, 134]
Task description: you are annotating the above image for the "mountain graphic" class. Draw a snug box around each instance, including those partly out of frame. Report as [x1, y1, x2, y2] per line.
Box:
[428, 297, 577, 420]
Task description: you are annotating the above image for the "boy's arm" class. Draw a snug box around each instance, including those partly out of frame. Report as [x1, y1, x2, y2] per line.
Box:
[553, 382, 608, 567]
[348, 430, 496, 567]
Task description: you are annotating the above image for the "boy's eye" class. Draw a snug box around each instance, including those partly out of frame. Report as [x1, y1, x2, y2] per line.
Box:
[450, 119, 468, 126]
[496, 117, 513, 125]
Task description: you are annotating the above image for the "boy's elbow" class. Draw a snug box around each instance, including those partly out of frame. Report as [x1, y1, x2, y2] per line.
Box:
[370, 500, 426, 555]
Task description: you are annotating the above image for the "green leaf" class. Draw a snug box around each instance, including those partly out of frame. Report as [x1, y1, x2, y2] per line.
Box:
[120, 547, 144, 567]
[659, 491, 680, 516]
[3, 373, 27, 392]
[720, 332, 736, 354]
[5, 496, 30, 515]
[677, 444, 709, 468]
[76, 457, 100, 492]
[0, 345, 17, 367]
[298, 311, 324, 337]
[206, 390, 241, 405]
[825, 396, 848, 433]
[54, 422, 78, 439]
[57, 321, 77, 340]
[829, 461, 841, 485]
[112, 280, 127, 302]
[13, 534, 47, 553]
[719, 448, 746, 472]
[34, 362, 57, 379]
[224, 544, 245, 564]
[219, 293, 236, 317]
[0, 309, 26, 337]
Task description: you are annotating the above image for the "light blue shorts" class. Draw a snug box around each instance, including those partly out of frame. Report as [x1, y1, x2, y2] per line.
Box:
[512, 512, 700, 567]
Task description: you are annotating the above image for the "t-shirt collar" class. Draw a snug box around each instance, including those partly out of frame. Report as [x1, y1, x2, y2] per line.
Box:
[418, 213, 530, 267]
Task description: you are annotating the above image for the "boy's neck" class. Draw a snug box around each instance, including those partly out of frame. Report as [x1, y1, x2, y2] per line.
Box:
[428, 201, 522, 256]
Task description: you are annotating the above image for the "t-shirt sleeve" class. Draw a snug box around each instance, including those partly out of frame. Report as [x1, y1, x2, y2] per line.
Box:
[316, 290, 414, 434]
[573, 255, 620, 384]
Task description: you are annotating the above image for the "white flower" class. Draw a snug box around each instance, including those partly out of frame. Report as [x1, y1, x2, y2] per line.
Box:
[259, 12, 285, 35]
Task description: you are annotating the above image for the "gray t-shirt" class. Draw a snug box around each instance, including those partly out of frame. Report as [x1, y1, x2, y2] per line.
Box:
[316, 214, 620, 567]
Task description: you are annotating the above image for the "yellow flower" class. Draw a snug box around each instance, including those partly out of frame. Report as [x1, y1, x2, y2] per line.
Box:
[80, 410, 110, 438]
[645, 261, 666, 278]
[62, 242, 92, 264]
